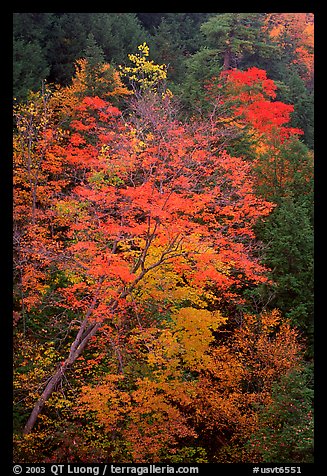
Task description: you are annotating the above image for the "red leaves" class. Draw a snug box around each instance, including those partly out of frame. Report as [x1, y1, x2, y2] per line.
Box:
[58, 91, 274, 306]
[223, 67, 277, 98]
[14, 56, 313, 461]
[234, 99, 304, 140]
[14, 84, 277, 331]
[82, 96, 108, 110]
[78, 96, 121, 117]
[69, 133, 86, 146]
[209, 67, 303, 144]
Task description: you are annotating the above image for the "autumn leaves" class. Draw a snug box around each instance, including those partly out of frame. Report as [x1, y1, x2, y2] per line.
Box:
[13, 46, 311, 462]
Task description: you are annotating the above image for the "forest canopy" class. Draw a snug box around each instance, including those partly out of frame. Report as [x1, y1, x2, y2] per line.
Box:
[13, 12, 314, 465]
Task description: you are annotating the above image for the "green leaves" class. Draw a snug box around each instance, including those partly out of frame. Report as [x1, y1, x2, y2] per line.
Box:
[247, 368, 314, 463]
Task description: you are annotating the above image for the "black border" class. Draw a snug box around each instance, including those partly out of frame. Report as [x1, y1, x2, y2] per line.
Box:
[5, 3, 322, 473]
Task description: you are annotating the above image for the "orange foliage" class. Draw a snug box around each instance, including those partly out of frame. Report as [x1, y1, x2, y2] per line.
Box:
[14, 75, 279, 445]
[78, 309, 302, 462]
[14, 78, 276, 321]
[191, 310, 302, 460]
[50, 58, 131, 121]
[265, 13, 314, 82]
[13, 56, 309, 461]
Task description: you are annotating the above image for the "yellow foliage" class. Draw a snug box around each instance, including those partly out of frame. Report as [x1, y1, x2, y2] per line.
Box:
[144, 307, 226, 372]
[132, 241, 219, 308]
[120, 42, 171, 94]
[14, 333, 60, 407]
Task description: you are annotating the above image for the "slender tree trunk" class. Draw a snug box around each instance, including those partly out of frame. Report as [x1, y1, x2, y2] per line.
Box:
[23, 238, 183, 434]
[23, 294, 101, 435]
[23, 362, 68, 434]
[223, 48, 232, 71]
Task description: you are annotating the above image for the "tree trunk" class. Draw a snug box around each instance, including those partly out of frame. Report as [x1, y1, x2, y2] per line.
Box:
[223, 48, 232, 71]
[23, 241, 182, 434]
[23, 363, 68, 434]
[23, 309, 101, 434]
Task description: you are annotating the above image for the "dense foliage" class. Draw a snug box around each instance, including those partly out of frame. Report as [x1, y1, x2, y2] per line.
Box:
[13, 12, 314, 464]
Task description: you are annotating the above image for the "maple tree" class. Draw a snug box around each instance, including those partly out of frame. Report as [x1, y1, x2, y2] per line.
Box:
[203, 67, 312, 199]
[206, 66, 303, 142]
[13, 84, 68, 322]
[17, 63, 274, 435]
[13, 40, 313, 464]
